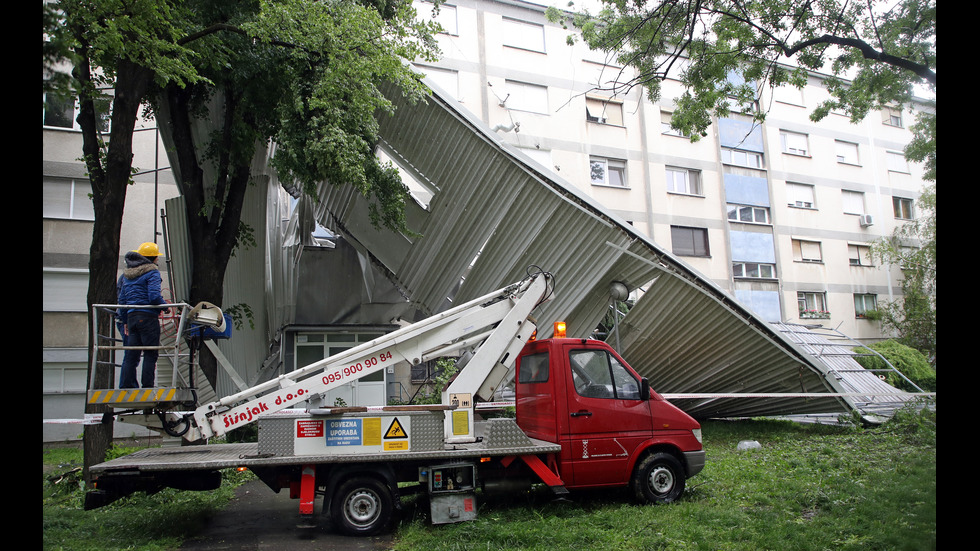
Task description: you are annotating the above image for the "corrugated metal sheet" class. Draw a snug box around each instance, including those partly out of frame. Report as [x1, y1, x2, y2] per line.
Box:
[301, 78, 915, 420]
[160, 77, 919, 421]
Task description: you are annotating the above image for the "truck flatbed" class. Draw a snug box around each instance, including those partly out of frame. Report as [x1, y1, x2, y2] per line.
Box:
[90, 418, 562, 475]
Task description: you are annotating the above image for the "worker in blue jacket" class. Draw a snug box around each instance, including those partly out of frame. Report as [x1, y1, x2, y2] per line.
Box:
[118, 242, 167, 388]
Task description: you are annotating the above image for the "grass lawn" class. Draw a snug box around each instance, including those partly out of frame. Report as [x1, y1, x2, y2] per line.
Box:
[43, 406, 935, 551]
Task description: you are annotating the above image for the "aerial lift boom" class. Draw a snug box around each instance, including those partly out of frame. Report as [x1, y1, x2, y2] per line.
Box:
[173, 271, 553, 443]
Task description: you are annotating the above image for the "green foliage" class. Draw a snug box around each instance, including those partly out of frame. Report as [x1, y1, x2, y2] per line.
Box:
[855, 340, 936, 392]
[224, 422, 259, 443]
[412, 358, 459, 405]
[549, 0, 936, 168]
[869, 183, 936, 364]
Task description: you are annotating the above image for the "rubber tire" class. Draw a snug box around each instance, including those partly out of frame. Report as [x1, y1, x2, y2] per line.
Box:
[331, 476, 395, 537]
[631, 452, 686, 504]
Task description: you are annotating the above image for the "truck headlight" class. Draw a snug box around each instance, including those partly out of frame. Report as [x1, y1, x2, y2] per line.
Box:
[692, 428, 702, 444]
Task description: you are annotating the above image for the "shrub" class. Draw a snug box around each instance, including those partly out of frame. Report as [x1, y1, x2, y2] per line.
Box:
[855, 340, 935, 392]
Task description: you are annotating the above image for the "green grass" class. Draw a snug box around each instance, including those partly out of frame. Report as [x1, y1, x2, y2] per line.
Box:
[392, 408, 936, 551]
[43, 405, 935, 551]
[42, 444, 256, 551]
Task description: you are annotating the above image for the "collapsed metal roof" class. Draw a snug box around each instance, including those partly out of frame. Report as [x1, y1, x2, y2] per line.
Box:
[297, 78, 916, 420]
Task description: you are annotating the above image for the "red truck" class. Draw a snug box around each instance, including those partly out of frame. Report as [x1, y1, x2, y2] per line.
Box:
[86, 272, 704, 536]
[513, 336, 704, 504]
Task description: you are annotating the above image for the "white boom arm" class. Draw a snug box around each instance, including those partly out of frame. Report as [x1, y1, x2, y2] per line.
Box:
[185, 271, 554, 442]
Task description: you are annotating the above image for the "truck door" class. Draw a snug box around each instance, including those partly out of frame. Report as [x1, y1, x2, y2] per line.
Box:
[562, 343, 652, 487]
[514, 342, 560, 443]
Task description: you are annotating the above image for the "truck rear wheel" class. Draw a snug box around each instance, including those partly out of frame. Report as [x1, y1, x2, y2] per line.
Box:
[632, 452, 685, 504]
[331, 476, 394, 537]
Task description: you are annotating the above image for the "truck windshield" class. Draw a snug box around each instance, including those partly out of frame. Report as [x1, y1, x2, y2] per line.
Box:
[569, 349, 640, 400]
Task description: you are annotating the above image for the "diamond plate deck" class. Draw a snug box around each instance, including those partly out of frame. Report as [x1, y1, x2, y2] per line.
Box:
[90, 420, 560, 475]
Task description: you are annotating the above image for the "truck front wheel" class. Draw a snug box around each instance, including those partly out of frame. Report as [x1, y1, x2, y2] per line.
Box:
[631, 452, 685, 504]
[331, 476, 395, 537]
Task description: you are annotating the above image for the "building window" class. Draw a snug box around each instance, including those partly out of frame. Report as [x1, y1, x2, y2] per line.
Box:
[835, 140, 860, 165]
[433, 3, 458, 35]
[881, 106, 903, 128]
[798, 292, 830, 319]
[886, 151, 910, 173]
[43, 177, 96, 221]
[848, 244, 873, 266]
[786, 182, 816, 209]
[733, 262, 776, 279]
[502, 17, 546, 53]
[665, 166, 702, 195]
[721, 148, 764, 169]
[416, 65, 460, 100]
[854, 294, 878, 318]
[590, 157, 627, 187]
[585, 96, 623, 126]
[842, 190, 866, 215]
[503, 80, 548, 114]
[727, 204, 770, 224]
[43, 92, 111, 132]
[780, 130, 810, 156]
[671, 226, 710, 257]
[792, 238, 822, 263]
[661, 111, 687, 137]
[893, 196, 915, 219]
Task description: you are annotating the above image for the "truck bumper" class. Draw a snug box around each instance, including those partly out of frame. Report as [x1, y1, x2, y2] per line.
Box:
[684, 450, 706, 478]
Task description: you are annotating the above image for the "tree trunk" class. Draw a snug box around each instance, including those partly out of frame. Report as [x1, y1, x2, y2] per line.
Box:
[161, 83, 253, 390]
[80, 57, 153, 484]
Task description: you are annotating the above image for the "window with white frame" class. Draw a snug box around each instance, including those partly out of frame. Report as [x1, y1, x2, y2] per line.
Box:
[798, 291, 829, 317]
[881, 106, 903, 127]
[841, 190, 866, 215]
[665, 166, 702, 195]
[670, 226, 710, 257]
[416, 65, 459, 100]
[780, 130, 810, 156]
[721, 148, 764, 169]
[590, 157, 627, 187]
[43, 177, 96, 220]
[886, 151, 910, 173]
[792, 238, 822, 263]
[835, 140, 860, 164]
[585, 96, 623, 126]
[433, 3, 458, 35]
[727, 204, 770, 224]
[502, 17, 546, 52]
[848, 244, 873, 266]
[893, 196, 914, 219]
[786, 182, 816, 208]
[732, 262, 776, 279]
[854, 294, 878, 318]
[773, 83, 805, 106]
[503, 80, 548, 114]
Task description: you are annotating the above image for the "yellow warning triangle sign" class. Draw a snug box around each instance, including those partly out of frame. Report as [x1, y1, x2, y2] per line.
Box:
[384, 418, 407, 439]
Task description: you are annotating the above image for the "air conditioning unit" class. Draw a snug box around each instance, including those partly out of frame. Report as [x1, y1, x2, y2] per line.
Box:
[859, 214, 874, 227]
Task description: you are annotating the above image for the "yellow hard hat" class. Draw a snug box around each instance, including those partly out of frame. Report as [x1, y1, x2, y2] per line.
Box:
[134, 242, 161, 257]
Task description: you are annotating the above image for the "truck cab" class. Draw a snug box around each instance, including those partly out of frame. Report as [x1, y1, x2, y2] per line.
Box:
[515, 336, 705, 502]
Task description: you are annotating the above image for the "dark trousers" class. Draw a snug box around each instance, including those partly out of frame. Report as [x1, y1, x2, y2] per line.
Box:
[119, 311, 161, 388]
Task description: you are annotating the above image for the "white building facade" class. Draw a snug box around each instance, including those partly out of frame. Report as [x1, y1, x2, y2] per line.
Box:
[412, 0, 930, 342]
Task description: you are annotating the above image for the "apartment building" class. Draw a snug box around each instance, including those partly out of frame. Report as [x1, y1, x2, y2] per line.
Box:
[412, 0, 930, 342]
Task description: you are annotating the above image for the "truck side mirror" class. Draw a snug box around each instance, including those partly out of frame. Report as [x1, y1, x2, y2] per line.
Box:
[640, 377, 650, 401]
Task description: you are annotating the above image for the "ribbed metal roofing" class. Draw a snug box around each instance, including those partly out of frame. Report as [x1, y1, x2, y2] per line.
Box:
[300, 78, 916, 420]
